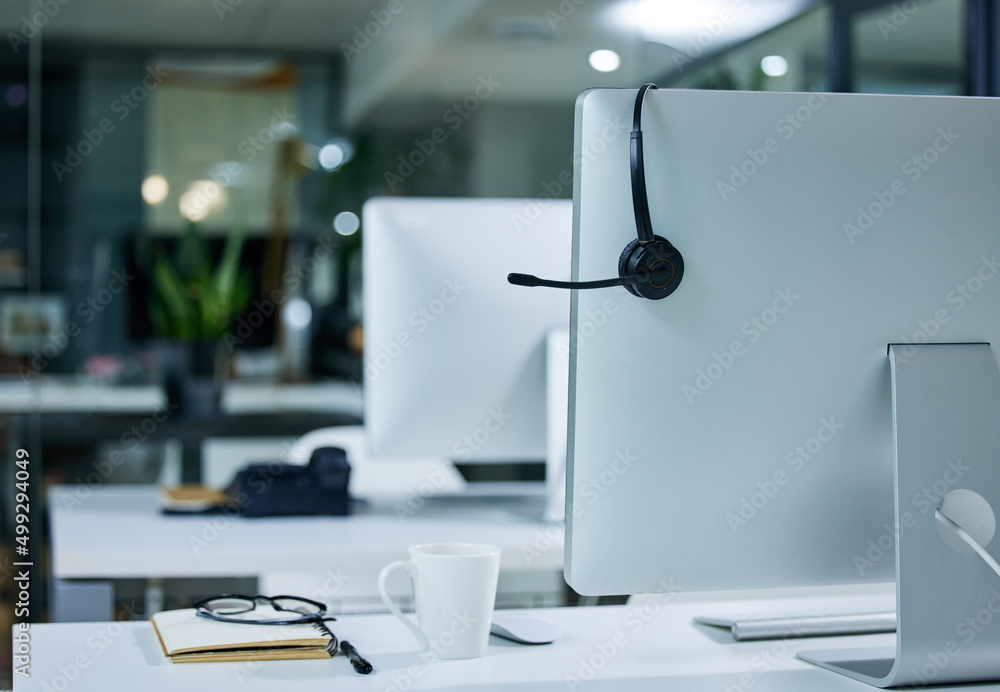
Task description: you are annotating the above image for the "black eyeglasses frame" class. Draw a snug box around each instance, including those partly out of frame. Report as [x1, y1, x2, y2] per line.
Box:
[192, 593, 336, 626]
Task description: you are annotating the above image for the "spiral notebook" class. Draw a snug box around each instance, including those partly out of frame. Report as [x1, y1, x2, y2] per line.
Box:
[151, 608, 337, 663]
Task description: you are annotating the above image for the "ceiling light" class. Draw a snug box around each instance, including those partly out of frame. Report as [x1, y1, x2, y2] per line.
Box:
[761, 55, 788, 77]
[179, 180, 227, 222]
[319, 144, 345, 171]
[334, 211, 360, 236]
[142, 173, 169, 206]
[319, 138, 355, 172]
[589, 49, 622, 73]
[283, 298, 313, 330]
[605, 0, 801, 48]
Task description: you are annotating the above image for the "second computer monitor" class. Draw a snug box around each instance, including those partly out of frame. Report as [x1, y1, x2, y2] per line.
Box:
[363, 197, 571, 464]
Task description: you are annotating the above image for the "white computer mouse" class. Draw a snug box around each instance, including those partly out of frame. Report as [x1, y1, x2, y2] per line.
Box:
[490, 613, 563, 645]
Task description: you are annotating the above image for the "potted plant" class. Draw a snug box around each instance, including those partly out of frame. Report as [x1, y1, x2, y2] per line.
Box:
[148, 222, 253, 413]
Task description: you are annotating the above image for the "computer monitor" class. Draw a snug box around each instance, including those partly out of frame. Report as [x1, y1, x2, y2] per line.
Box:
[363, 197, 571, 469]
[565, 88, 1000, 686]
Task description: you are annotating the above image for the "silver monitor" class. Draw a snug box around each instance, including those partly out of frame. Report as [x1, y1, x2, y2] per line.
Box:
[566, 87, 1000, 685]
[363, 196, 571, 464]
[566, 88, 1000, 590]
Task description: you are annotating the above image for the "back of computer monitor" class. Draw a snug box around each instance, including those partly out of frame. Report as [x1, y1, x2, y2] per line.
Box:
[566, 88, 1000, 596]
[364, 197, 571, 463]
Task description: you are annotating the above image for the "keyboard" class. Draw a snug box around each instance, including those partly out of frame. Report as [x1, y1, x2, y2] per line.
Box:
[694, 611, 897, 641]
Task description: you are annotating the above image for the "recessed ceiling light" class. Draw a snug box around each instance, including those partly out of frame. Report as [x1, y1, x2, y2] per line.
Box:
[333, 211, 360, 236]
[605, 0, 802, 48]
[319, 143, 346, 171]
[761, 55, 788, 77]
[319, 138, 354, 172]
[589, 49, 621, 72]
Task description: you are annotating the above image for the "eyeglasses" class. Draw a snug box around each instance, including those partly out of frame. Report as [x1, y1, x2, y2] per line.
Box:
[193, 594, 336, 625]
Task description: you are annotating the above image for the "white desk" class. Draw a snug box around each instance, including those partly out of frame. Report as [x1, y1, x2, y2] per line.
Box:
[220, 380, 363, 417]
[48, 485, 564, 619]
[14, 596, 1000, 691]
[0, 378, 166, 413]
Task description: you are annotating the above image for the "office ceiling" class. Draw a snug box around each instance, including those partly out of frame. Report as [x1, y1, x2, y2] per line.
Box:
[0, 0, 819, 126]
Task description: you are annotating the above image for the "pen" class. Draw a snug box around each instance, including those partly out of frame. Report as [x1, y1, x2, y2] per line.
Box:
[340, 640, 373, 674]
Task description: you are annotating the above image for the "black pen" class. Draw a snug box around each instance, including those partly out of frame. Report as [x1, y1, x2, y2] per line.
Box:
[340, 640, 373, 674]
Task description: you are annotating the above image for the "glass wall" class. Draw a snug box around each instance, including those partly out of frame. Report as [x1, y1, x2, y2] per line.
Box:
[668, 0, 969, 96]
[669, 5, 831, 92]
[851, 0, 965, 94]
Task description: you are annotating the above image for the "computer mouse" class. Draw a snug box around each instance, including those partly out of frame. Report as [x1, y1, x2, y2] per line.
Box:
[490, 613, 562, 645]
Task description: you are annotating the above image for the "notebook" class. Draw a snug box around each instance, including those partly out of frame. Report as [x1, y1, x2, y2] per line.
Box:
[158, 485, 231, 514]
[151, 607, 337, 663]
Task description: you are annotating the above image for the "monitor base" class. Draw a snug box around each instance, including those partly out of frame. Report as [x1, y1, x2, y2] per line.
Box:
[798, 343, 1000, 688]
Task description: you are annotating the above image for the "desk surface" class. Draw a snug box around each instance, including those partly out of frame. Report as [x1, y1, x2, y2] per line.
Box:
[49, 485, 563, 580]
[15, 596, 1000, 691]
[0, 378, 165, 413]
[220, 380, 363, 417]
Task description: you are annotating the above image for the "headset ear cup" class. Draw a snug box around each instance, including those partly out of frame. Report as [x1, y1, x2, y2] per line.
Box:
[618, 238, 644, 298]
[618, 235, 684, 300]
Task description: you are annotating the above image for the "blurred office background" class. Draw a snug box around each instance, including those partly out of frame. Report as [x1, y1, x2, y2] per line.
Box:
[0, 0, 994, 685]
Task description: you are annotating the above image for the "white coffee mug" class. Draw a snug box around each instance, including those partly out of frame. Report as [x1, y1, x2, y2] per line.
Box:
[378, 543, 501, 659]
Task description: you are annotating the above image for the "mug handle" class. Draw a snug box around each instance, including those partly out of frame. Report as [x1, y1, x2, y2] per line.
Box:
[378, 560, 429, 651]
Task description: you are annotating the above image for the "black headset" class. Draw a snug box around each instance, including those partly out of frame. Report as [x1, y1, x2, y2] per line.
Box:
[508, 84, 684, 300]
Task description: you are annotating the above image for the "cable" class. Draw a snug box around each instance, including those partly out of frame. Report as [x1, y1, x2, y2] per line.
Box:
[935, 509, 1000, 579]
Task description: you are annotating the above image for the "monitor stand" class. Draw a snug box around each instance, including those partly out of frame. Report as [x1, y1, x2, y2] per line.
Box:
[798, 343, 1000, 687]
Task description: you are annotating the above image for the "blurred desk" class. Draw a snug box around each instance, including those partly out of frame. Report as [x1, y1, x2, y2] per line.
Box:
[48, 485, 565, 621]
[0, 378, 361, 482]
[220, 380, 362, 417]
[0, 378, 166, 414]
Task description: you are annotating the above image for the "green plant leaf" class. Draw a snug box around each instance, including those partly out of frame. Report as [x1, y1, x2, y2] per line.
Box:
[152, 250, 196, 341]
